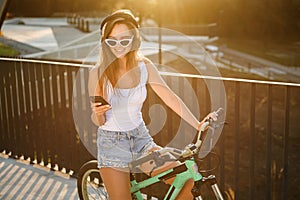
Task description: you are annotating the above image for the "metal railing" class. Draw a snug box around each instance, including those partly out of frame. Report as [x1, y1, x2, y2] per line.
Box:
[0, 57, 299, 199]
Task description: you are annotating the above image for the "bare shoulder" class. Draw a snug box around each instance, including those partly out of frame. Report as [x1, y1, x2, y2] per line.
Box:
[142, 57, 153, 65]
[141, 57, 164, 85]
[141, 57, 157, 72]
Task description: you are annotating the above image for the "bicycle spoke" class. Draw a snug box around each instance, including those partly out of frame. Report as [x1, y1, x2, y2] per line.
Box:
[85, 176, 108, 200]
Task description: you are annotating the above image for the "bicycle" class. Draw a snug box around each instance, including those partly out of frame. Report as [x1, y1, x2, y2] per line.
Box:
[77, 108, 225, 200]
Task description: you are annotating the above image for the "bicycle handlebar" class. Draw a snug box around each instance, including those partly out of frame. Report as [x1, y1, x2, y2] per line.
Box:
[194, 107, 224, 148]
[129, 108, 224, 171]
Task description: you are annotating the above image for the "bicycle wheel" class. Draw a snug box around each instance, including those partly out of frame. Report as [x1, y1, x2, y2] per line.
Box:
[77, 160, 109, 200]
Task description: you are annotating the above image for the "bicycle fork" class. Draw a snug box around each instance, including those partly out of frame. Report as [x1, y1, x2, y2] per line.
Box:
[194, 175, 224, 200]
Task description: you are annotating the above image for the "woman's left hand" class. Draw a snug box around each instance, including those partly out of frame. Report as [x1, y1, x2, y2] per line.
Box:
[204, 111, 218, 122]
[197, 111, 219, 131]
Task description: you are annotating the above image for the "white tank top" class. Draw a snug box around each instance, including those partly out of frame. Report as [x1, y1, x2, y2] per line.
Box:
[99, 62, 148, 131]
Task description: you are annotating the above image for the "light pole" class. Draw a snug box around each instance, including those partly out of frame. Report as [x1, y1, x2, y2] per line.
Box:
[157, 0, 162, 65]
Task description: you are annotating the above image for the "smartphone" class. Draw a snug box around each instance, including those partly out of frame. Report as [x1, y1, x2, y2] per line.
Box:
[89, 96, 110, 106]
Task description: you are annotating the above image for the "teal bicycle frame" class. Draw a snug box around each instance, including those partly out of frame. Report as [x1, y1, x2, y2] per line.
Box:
[128, 108, 225, 200]
[76, 108, 225, 200]
[131, 159, 202, 200]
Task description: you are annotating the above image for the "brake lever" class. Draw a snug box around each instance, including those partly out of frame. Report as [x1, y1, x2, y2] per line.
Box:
[209, 121, 227, 129]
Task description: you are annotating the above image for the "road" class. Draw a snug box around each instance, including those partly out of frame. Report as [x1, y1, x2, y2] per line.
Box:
[219, 47, 300, 83]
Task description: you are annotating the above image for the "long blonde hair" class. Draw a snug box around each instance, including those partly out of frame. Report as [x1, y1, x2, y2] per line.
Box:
[98, 10, 141, 94]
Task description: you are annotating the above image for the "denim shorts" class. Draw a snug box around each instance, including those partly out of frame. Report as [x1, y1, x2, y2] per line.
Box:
[97, 123, 157, 169]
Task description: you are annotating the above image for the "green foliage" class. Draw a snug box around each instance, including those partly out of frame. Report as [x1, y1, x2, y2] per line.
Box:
[0, 42, 19, 57]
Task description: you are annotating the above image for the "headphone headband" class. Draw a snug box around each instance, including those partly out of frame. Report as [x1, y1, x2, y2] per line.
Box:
[100, 11, 139, 32]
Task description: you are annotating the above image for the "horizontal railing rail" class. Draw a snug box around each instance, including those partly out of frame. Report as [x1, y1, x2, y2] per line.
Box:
[0, 57, 299, 199]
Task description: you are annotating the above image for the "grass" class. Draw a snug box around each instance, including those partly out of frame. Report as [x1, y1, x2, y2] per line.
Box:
[0, 42, 19, 57]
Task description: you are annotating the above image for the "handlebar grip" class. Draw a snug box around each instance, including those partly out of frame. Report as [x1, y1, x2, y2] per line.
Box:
[215, 107, 224, 115]
[205, 107, 224, 123]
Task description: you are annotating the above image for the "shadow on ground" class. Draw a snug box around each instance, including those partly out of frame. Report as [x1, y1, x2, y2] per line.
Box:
[0, 154, 78, 200]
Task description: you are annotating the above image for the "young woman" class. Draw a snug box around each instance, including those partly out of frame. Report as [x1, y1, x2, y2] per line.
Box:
[88, 9, 217, 200]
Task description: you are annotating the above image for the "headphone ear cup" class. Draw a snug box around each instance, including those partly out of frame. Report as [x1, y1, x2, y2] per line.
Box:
[132, 35, 141, 50]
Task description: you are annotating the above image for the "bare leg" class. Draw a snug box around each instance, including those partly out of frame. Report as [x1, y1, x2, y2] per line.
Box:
[151, 163, 194, 200]
[142, 147, 194, 200]
[99, 167, 132, 200]
[175, 178, 194, 200]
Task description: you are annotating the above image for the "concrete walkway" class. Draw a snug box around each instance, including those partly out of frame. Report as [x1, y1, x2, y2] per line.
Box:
[0, 154, 78, 200]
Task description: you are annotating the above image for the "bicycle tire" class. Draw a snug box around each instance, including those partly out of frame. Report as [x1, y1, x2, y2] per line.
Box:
[77, 160, 109, 200]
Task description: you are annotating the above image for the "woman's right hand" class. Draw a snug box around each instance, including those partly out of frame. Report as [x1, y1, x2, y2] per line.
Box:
[91, 103, 111, 115]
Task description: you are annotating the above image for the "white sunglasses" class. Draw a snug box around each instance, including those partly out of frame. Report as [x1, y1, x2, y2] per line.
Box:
[105, 36, 134, 48]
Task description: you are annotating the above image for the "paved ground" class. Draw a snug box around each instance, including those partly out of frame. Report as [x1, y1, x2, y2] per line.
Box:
[2, 18, 81, 50]
[0, 154, 78, 200]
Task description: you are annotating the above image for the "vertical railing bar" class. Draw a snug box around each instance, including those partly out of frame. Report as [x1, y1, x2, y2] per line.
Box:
[9, 62, 19, 158]
[166, 75, 173, 145]
[67, 66, 77, 172]
[33, 64, 40, 163]
[4, 75, 11, 151]
[249, 83, 256, 199]
[84, 68, 95, 158]
[16, 61, 26, 159]
[81, 68, 91, 156]
[82, 68, 95, 159]
[219, 122, 225, 190]
[205, 80, 210, 116]
[234, 81, 240, 199]
[0, 72, 4, 152]
[38, 64, 47, 165]
[219, 80, 225, 190]
[51, 65, 59, 169]
[13, 61, 21, 157]
[36, 63, 47, 165]
[204, 79, 212, 171]
[266, 84, 272, 200]
[70, 67, 82, 172]
[178, 76, 188, 143]
[67, 66, 79, 172]
[26, 62, 34, 161]
[20, 62, 27, 114]
[75, 67, 86, 166]
[191, 77, 198, 140]
[43, 64, 53, 167]
[59, 66, 68, 170]
[29, 63, 40, 163]
[31, 63, 41, 164]
[5, 65, 12, 154]
[23, 62, 34, 161]
[1, 65, 10, 153]
[281, 86, 290, 200]
[14, 62, 21, 117]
